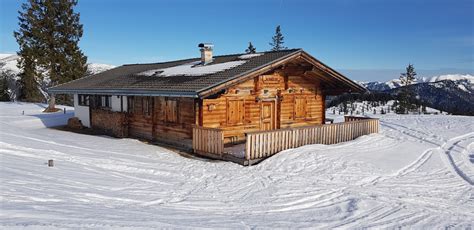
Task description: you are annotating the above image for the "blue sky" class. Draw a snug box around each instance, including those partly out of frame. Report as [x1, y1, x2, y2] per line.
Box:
[1, 0, 473, 81]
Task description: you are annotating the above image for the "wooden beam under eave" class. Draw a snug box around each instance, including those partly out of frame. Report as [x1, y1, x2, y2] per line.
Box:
[303, 70, 340, 89]
[299, 52, 366, 93]
[280, 65, 313, 76]
[303, 72, 353, 95]
[323, 88, 357, 95]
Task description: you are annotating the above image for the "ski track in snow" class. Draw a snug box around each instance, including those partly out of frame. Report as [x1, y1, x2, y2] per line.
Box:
[0, 102, 473, 228]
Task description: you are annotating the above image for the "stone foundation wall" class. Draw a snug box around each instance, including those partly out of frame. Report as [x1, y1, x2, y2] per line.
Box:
[91, 109, 128, 138]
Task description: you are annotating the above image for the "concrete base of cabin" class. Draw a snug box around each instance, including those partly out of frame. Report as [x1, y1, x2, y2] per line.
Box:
[90, 109, 128, 138]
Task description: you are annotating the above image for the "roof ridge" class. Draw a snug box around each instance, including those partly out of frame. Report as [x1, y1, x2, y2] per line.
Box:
[122, 48, 302, 67]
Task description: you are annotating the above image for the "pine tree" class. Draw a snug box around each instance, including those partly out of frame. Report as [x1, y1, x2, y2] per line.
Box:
[0, 62, 16, 101]
[400, 64, 416, 87]
[245, 42, 256, 54]
[269, 25, 287, 51]
[14, 0, 87, 104]
[14, 1, 43, 102]
[396, 64, 417, 114]
[0, 70, 9, 101]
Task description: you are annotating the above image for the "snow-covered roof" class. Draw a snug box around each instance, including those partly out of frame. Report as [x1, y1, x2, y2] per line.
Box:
[238, 53, 263, 59]
[137, 60, 247, 77]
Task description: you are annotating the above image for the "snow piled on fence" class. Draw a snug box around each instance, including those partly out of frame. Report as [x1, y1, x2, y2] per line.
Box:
[0, 102, 473, 228]
[138, 60, 247, 77]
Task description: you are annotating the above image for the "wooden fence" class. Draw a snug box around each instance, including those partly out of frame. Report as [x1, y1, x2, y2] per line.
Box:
[192, 126, 224, 156]
[244, 117, 379, 160]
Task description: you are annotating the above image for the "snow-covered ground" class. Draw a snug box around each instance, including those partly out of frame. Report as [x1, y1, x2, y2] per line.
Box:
[1, 102, 473, 228]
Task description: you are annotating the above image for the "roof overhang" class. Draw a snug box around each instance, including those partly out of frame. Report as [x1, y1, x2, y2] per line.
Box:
[298, 51, 367, 94]
[47, 88, 199, 98]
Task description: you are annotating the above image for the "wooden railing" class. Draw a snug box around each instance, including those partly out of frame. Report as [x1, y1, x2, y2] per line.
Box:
[245, 118, 379, 160]
[192, 126, 224, 157]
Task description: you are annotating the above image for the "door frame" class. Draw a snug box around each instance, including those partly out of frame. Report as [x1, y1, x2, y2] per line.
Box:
[260, 98, 278, 130]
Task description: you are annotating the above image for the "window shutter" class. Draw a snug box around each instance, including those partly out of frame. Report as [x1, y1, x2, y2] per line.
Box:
[165, 99, 178, 123]
[294, 96, 307, 119]
[227, 99, 244, 125]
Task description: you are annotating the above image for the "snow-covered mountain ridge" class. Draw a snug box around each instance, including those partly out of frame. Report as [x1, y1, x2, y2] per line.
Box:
[0, 53, 115, 101]
[347, 74, 474, 115]
[357, 74, 474, 93]
[0, 53, 115, 75]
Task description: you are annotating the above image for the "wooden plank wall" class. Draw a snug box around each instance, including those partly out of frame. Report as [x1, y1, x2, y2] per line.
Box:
[128, 96, 195, 145]
[128, 96, 153, 139]
[202, 71, 324, 143]
[153, 97, 195, 144]
[280, 75, 324, 128]
[245, 118, 380, 160]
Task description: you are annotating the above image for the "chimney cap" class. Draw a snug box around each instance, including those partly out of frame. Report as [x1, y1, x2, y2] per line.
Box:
[198, 43, 214, 49]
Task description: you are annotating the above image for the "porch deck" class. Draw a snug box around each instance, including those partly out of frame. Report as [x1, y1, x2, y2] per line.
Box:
[192, 116, 380, 166]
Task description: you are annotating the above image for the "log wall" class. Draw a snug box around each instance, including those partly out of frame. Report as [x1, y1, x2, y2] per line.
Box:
[202, 71, 324, 143]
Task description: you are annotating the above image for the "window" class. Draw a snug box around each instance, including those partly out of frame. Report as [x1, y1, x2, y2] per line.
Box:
[94, 95, 111, 109]
[127, 96, 134, 113]
[165, 98, 178, 123]
[142, 97, 152, 116]
[227, 99, 244, 125]
[78, 94, 89, 106]
[294, 97, 306, 119]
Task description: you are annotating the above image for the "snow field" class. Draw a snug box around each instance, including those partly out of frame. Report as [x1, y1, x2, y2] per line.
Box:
[0, 102, 473, 228]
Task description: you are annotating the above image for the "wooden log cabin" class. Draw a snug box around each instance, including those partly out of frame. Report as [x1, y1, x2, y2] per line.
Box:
[49, 44, 366, 152]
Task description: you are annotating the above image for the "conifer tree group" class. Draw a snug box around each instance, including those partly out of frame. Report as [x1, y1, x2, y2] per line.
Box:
[14, 0, 87, 103]
[244, 25, 288, 54]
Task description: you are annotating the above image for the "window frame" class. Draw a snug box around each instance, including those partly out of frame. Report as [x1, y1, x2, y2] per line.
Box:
[78, 94, 89, 106]
[165, 98, 178, 123]
[127, 96, 134, 113]
[94, 95, 112, 109]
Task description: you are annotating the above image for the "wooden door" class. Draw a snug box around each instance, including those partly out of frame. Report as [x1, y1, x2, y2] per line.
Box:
[261, 101, 276, 131]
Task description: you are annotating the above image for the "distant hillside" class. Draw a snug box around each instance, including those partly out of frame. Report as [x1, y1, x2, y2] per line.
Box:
[335, 74, 474, 116]
[0, 54, 115, 101]
[387, 80, 474, 115]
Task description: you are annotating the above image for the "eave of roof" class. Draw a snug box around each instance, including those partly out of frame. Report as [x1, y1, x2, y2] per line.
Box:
[48, 88, 199, 97]
[299, 51, 367, 93]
